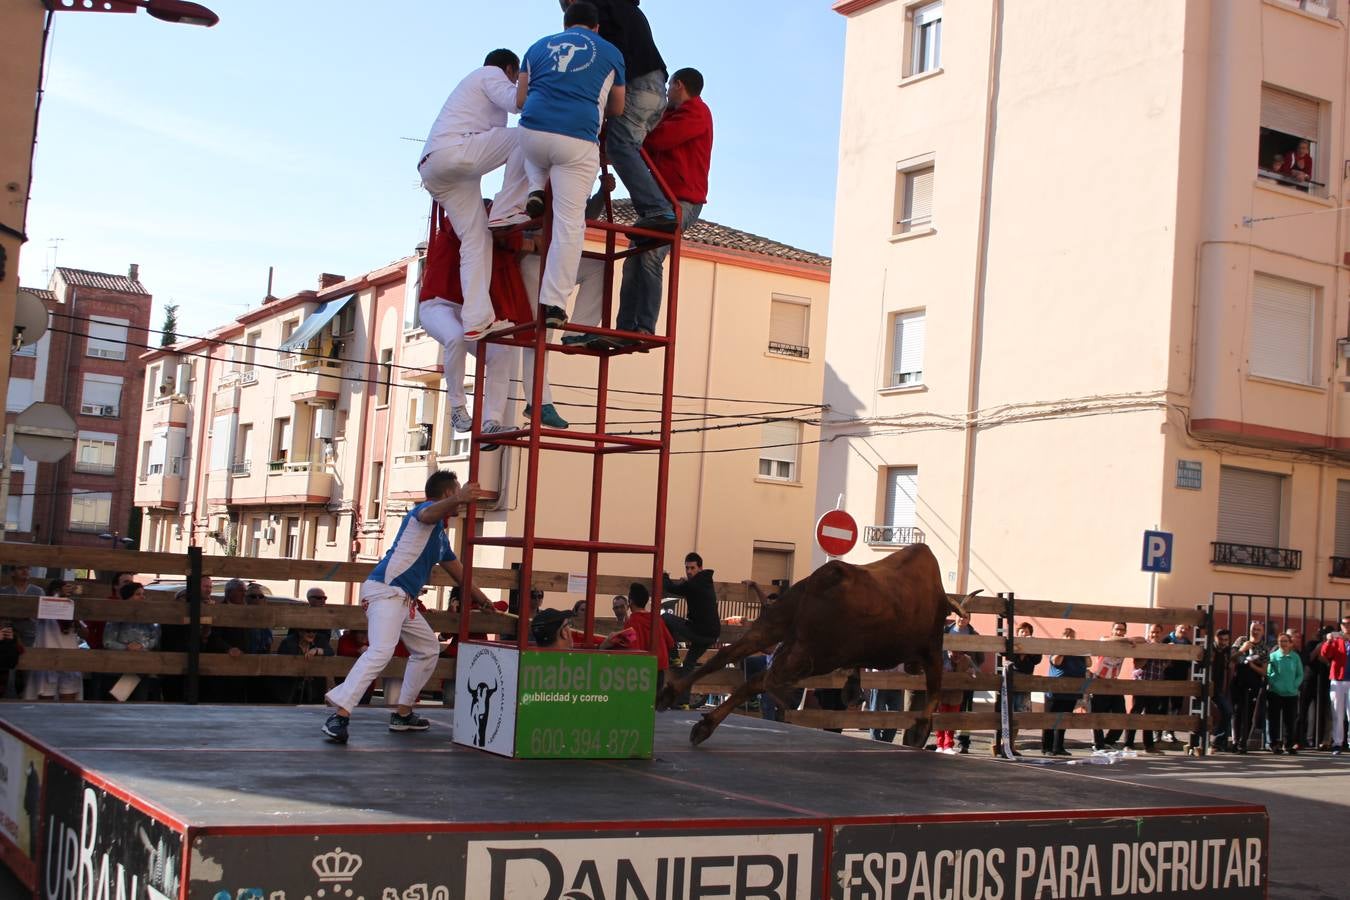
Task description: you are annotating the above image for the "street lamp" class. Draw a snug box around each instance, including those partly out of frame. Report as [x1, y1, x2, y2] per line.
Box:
[98, 532, 137, 550]
[42, 0, 219, 28]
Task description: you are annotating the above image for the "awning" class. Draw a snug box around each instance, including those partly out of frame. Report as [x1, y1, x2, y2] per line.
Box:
[278, 293, 354, 353]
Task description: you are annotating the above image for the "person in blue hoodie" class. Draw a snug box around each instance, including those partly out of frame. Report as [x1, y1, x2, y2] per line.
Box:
[1043, 627, 1089, 756]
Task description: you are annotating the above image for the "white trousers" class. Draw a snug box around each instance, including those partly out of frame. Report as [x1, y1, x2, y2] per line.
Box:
[419, 129, 518, 333]
[519, 128, 599, 315]
[419, 298, 511, 425]
[1332, 680, 1350, 745]
[325, 583, 442, 711]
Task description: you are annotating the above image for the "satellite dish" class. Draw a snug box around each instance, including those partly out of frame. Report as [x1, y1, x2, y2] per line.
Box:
[13, 402, 76, 464]
[13, 289, 48, 351]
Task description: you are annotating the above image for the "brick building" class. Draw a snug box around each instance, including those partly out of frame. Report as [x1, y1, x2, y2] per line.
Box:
[5, 266, 153, 548]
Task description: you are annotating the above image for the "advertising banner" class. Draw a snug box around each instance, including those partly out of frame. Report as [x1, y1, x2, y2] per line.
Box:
[831, 811, 1268, 900]
[515, 649, 656, 759]
[0, 729, 45, 887]
[189, 826, 823, 900]
[41, 761, 185, 900]
[452, 642, 520, 757]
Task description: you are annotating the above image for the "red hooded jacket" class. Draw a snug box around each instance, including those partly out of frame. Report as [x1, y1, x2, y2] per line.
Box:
[643, 95, 713, 205]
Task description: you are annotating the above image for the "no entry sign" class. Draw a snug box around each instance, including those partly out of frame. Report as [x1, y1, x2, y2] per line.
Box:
[816, 509, 859, 557]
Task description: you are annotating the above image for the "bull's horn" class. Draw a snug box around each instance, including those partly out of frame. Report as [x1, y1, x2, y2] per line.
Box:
[947, 588, 982, 616]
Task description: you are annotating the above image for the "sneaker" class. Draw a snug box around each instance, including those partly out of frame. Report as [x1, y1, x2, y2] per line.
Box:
[541, 305, 568, 328]
[941, 747, 958, 755]
[632, 212, 678, 232]
[1334, 746, 1344, 756]
[479, 420, 509, 452]
[525, 190, 546, 218]
[389, 711, 430, 732]
[561, 333, 591, 347]
[1052, 749, 1071, 757]
[464, 319, 515, 341]
[524, 403, 569, 429]
[488, 212, 532, 229]
[322, 713, 349, 744]
[450, 406, 473, 434]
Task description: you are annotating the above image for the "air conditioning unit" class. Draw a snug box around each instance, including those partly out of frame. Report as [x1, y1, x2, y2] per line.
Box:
[314, 407, 336, 440]
[264, 526, 277, 542]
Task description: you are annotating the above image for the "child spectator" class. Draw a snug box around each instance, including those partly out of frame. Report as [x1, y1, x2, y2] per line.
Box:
[935, 651, 974, 755]
[24, 578, 86, 702]
[1266, 633, 1303, 754]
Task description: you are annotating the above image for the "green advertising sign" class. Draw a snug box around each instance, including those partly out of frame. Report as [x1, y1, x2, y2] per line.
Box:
[515, 650, 657, 759]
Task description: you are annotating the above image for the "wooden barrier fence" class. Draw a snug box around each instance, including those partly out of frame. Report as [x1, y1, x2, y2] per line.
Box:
[0, 544, 1214, 743]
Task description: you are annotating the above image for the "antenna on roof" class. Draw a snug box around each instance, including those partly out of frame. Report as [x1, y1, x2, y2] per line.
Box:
[42, 237, 64, 283]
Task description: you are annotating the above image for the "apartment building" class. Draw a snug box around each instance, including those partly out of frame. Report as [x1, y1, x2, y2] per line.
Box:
[817, 0, 1350, 609]
[5, 266, 153, 547]
[135, 210, 830, 605]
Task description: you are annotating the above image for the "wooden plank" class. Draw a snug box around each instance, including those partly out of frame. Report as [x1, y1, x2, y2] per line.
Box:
[944, 634, 1202, 661]
[783, 709, 1198, 731]
[962, 594, 1205, 626]
[691, 670, 1198, 696]
[15, 648, 457, 680]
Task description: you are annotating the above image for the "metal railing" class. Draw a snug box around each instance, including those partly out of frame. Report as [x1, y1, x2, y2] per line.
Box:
[1211, 541, 1301, 571]
[864, 525, 926, 546]
[230, 461, 252, 476]
[73, 462, 116, 476]
[767, 341, 809, 359]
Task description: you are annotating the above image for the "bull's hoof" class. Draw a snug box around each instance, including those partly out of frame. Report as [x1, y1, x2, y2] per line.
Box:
[690, 715, 717, 746]
[655, 684, 680, 711]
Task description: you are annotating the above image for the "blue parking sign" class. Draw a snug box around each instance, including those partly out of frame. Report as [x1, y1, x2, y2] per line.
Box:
[1142, 530, 1173, 573]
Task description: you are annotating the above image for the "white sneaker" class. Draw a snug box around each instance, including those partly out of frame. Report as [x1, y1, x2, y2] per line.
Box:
[488, 212, 532, 229]
[464, 319, 514, 341]
[450, 406, 472, 434]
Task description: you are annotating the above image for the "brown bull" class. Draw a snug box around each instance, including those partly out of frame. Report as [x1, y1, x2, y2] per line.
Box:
[655, 543, 975, 746]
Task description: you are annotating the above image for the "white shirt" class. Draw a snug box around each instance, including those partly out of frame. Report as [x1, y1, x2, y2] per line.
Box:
[422, 66, 519, 158]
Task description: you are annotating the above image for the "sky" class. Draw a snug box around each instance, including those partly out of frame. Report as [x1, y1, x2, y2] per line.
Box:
[19, 1, 845, 337]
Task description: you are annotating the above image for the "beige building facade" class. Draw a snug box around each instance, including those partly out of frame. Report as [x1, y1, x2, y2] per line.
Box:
[817, 0, 1350, 612]
[135, 216, 829, 606]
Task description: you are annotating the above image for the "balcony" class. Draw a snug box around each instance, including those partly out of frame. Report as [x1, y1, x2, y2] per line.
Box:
[147, 397, 189, 427]
[134, 470, 184, 509]
[399, 332, 443, 380]
[289, 357, 342, 401]
[864, 525, 926, 547]
[263, 459, 336, 503]
[1211, 541, 1302, 571]
[73, 461, 116, 476]
[767, 341, 809, 359]
[389, 451, 435, 498]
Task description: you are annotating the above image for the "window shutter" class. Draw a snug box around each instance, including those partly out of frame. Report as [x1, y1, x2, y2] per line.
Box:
[751, 548, 794, 587]
[1251, 274, 1314, 385]
[1217, 467, 1282, 547]
[87, 316, 129, 359]
[885, 467, 919, 528]
[1261, 86, 1319, 140]
[904, 167, 934, 227]
[769, 300, 809, 348]
[891, 312, 926, 384]
[760, 420, 799, 464]
[1336, 480, 1350, 558]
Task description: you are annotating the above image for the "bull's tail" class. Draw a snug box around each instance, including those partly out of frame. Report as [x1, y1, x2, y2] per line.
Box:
[945, 588, 982, 618]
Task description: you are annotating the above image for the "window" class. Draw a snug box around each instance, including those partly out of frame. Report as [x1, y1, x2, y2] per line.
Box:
[368, 461, 384, 519]
[6, 377, 34, 414]
[69, 491, 112, 533]
[885, 467, 919, 529]
[757, 420, 800, 481]
[377, 349, 393, 406]
[1251, 273, 1317, 386]
[6, 497, 21, 531]
[243, 331, 261, 373]
[250, 518, 265, 557]
[1258, 85, 1321, 194]
[80, 374, 123, 417]
[271, 417, 292, 466]
[1217, 466, 1283, 548]
[74, 433, 117, 475]
[335, 302, 357, 336]
[324, 515, 338, 546]
[768, 296, 810, 358]
[906, 1, 942, 77]
[285, 516, 301, 558]
[234, 424, 253, 475]
[894, 163, 934, 235]
[889, 311, 926, 387]
[145, 364, 162, 408]
[1176, 460, 1203, 491]
[141, 440, 154, 478]
[86, 316, 129, 360]
[406, 391, 432, 453]
[1334, 479, 1350, 561]
[279, 321, 298, 371]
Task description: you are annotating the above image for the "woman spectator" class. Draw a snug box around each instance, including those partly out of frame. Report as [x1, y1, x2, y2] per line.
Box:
[1266, 633, 1303, 754]
[1043, 627, 1088, 757]
[24, 578, 86, 702]
[1231, 621, 1270, 754]
[103, 582, 163, 701]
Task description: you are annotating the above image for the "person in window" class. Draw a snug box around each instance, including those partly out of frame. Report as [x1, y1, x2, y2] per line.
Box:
[1286, 140, 1313, 185]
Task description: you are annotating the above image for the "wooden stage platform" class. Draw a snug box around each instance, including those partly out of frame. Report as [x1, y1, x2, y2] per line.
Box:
[0, 705, 1267, 899]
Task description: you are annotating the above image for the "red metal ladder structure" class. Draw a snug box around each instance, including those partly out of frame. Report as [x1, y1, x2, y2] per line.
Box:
[457, 152, 683, 653]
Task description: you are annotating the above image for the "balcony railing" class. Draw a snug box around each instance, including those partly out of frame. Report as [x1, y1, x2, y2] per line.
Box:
[73, 462, 116, 476]
[230, 461, 252, 476]
[268, 460, 287, 473]
[1332, 556, 1350, 579]
[864, 525, 926, 547]
[1211, 541, 1302, 571]
[767, 341, 809, 359]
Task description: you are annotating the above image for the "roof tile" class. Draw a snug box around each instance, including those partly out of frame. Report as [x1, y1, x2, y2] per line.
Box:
[607, 201, 830, 267]
[54, 267, 150, 295]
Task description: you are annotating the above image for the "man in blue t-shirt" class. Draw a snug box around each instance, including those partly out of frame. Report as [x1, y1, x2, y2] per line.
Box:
[323, 470, 490, 744]
[513, 1, 626, 327]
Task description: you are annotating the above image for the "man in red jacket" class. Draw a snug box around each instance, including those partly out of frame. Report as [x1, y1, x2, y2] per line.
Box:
[604, 67, 713, 346]
[600, 582, 674, 672]
[1322, 615, 1350, 755]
